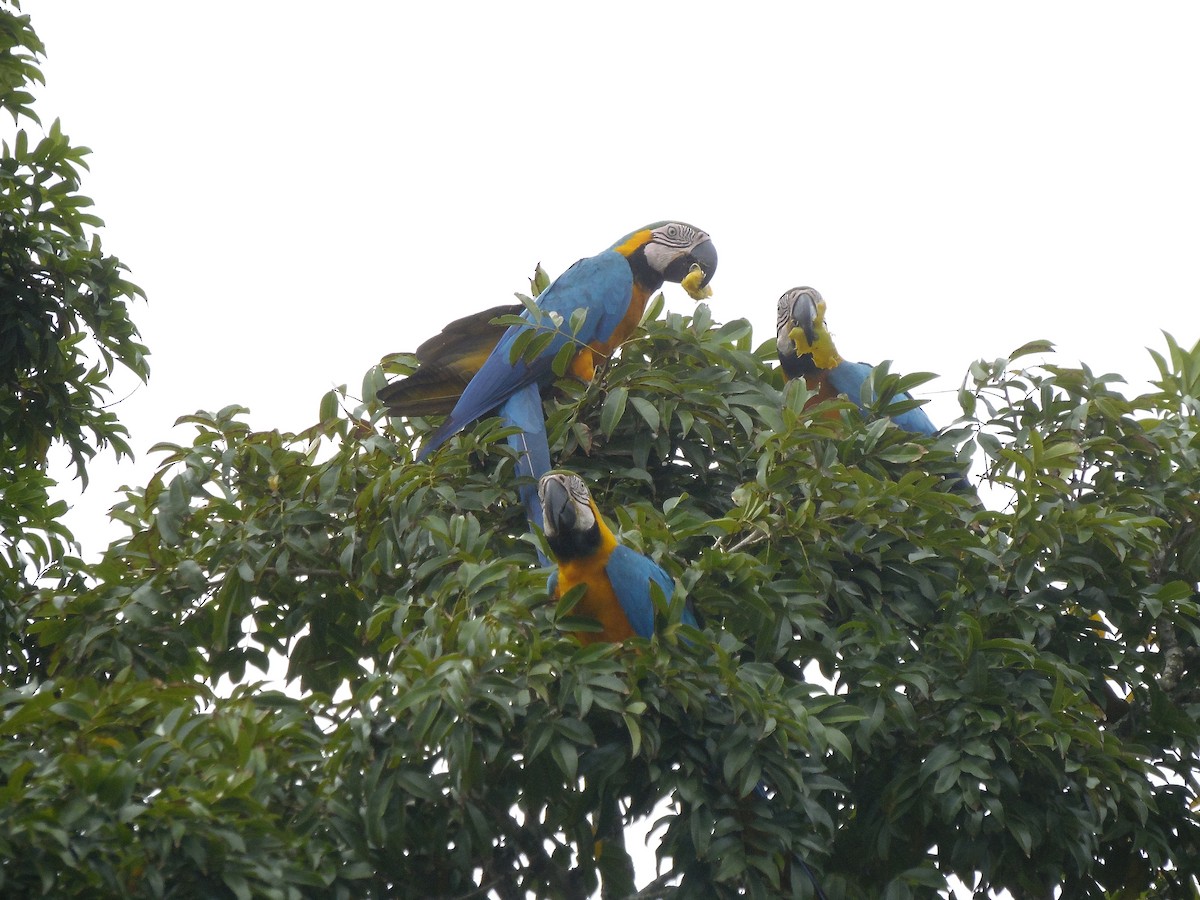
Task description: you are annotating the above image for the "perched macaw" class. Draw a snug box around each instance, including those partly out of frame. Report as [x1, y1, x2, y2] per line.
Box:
[538, 470, 696, 644]
[776, 286, 941, 434]
[378, 222, 717, 457]
[378, 223, 714, 544]
[777, 286, 972, 495]
[539, 470, 828, 898]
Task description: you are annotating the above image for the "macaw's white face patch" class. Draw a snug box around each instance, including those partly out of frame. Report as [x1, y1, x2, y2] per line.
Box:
[652, 222, 707, 250]
[644, 222, 712, 276]
[538, 472, 597, 536]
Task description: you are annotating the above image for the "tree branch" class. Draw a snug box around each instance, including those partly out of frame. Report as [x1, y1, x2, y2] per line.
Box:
[1157, 614, 1187, 695]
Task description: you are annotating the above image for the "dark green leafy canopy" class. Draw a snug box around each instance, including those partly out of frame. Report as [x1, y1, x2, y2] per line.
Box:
[10, 267, 1199, 896]
[1, 1, 148, 683]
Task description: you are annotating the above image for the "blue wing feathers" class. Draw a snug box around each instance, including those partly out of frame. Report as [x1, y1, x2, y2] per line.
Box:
[605, 546, 666, 639]
[828, 360, 973, 494]
[418, 251, 632, 458]
[827, 361, 938, 436]
[886, 405, 938, 435]
[605, 545, 696, 639]
[536, 251, 633, 331]
[418, 346, 541, 457]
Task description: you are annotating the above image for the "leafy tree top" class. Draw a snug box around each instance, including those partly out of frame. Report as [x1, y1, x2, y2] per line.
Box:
[20, 284, 1200, 897]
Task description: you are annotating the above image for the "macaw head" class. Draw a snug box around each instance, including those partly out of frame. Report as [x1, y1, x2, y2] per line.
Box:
[610, 221, 717, 299]
[538, 470, 604, 561]
[776, 286, 844, 378]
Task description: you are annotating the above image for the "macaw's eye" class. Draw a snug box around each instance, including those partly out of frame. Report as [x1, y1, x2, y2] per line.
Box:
[657, 223, 696, 248]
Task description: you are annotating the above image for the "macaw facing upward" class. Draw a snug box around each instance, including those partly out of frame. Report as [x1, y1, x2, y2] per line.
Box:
[538, 471, 697, 644]
[776, 286, 940, 434]
[379, 222, 717, 458]
[777, 286, 973, 496]
[538, 470, 829, 898]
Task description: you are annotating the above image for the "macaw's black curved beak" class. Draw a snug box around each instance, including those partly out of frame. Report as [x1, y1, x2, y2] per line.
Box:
[790, 289, 820, 347]
[540, 475, 575, 533]
[690, 238, 718, 288]
[663, 238, 718, 287]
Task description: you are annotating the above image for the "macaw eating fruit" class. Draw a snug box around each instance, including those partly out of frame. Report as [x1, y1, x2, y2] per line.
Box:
[538, 471, 697, 644]
[776, 286, 941, 434]
[377, 221, 717, 457]
[777, 286, 972, 495]
[377, 223, 714, 540]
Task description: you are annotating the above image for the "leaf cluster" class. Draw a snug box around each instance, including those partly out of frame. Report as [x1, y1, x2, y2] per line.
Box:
[1, 1, 149, 683]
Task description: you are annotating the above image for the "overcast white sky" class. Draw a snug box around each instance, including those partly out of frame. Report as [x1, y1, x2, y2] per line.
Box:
[20, 3, 1200, 543]
[15, 4, 1200, 893]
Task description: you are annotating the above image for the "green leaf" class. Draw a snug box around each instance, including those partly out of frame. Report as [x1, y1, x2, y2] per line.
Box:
[1008, 339, 1055, 361]
[530, 263, 551, 297]
[629, 396, 660, 433]
[877, 443, 926, 464]
[600, 387, 629, 437]
[568, 307, 588, 337]
[551, 740, 579, 781]
[623, 713, 642, 757]
[551, 341, 577, 377]
[320, 389, 340, 422]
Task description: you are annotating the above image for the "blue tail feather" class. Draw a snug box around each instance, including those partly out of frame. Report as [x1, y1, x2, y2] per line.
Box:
[499, 383, 551, 565]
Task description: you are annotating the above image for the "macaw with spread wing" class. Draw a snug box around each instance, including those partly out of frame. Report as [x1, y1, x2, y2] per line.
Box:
[538, 470, 696, 643]
[777, 286, 972, 494]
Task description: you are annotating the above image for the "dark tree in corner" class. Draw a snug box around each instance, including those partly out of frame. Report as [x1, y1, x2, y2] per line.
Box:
[1, 1, 148, 684]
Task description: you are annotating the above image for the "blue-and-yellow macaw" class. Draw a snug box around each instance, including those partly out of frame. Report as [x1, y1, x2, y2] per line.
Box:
[777, 286, 972, 496]
[776, 286, 940, 434]
[539, 470, 828, 898]
[538, 470, 696, 644]
[390, 222, 715, 456]
[378, 222, 715, 534]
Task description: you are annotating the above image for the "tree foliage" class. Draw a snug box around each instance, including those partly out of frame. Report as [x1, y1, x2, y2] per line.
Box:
[8, 286, 1200, 897]
[4, 7, 1200, 897]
